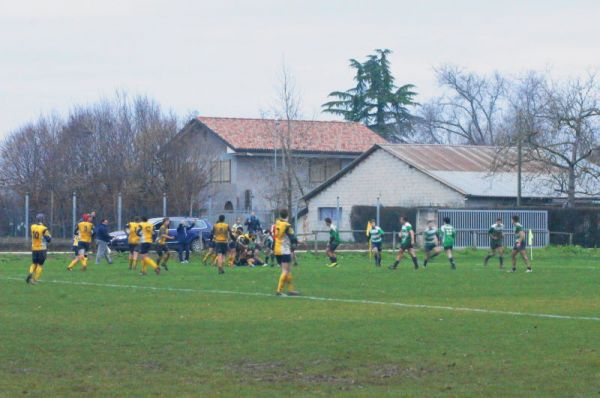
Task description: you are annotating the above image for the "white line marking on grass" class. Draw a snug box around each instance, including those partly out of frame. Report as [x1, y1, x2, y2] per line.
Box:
[2, 276, 599, 322]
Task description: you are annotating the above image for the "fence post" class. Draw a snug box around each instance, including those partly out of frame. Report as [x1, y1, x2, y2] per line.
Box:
[24, 193, 29, 241]
[472, 231, 477, 249]
[117, 193, 122, 231]
[313, 231, 318, 254]
[392, 231, 396, 251]
[569, 233, 573, 246]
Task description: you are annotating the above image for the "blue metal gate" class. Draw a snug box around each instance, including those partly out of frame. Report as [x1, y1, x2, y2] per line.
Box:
[437, 209, 549, 248]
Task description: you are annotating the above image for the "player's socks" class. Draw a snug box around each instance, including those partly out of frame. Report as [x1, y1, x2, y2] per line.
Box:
[499, 257, 504, 267]
[449, 258, 456, 270]
[412, 256, 419, 269]
[286, 274, 295, 292]
[510, 267, 516, 272]
[29, 264, 36, 274]
[34, 265, 43, 281]
[424, 259, 428, 267]
[67, 258, 78, 270]
[526, 267, 532, 273]
[389, 260, 400, 269]
[146, 257, 159, 270]
[128, 258, 133, 269]
[277, 273, 287, 293]
[484, 254, 493, 266]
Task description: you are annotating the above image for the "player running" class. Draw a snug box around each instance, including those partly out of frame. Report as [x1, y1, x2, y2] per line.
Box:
[510, 215, 532, 273]
[126, 216, 141, 270]
[213, 215, 233, 274]
[26, 214, 52, 285]
[422, 220, 441, 267]
[484, 218, 505, 268]
[367, 219, 384, 267]
[389, 216, 419, 270]
[274, 209, 299, 296]
[325, 217, 340, 268]
[137, 217, 160, 276]
[439, 217, 457, 270]
[156, 217, 174, 271]
[67, 214, 94, 271]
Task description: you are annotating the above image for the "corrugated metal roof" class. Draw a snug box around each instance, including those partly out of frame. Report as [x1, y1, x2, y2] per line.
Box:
[379, 144, 538, 172]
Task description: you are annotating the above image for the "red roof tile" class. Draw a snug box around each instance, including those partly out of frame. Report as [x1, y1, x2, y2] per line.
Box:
[197, 116, 386, 153]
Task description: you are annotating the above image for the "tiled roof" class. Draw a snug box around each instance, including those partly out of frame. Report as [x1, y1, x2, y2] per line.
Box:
[197, 116, 387, 153]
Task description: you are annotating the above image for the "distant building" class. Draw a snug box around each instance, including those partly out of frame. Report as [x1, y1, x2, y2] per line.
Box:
[169, 116, 386, 215]
[299, 143, 599, 236]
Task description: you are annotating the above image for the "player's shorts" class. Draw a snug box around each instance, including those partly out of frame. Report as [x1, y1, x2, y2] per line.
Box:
[276, 254, 292, 265]
[400, 242, 413, 251]
[128, 243, 140, 254]
[78, 241, 91, 254]
[156, 244, 169, 256]
[72, 246, 79, 256]
[513, 241, 526, 251]
[490, 241, 503, 250]
[32, 250, 47, 265]
[327, 242, 339, 252]
[215, 242, 228, 255]
[207, 241, 215, 249]
[140, 243, 152, 254]
[424, 243, 436, 252]
[371, 241, 382, 252]
[228, 241, 236, 250]
[443, 245, 453, 251]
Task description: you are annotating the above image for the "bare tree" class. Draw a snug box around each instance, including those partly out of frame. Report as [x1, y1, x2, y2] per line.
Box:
[417, 65, 508, 145]
[498, 72, 600, 206]
[262, 64, 312, 214]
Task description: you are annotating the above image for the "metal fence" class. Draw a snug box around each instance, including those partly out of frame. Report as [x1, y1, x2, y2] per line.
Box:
[437, 209, 549, 248]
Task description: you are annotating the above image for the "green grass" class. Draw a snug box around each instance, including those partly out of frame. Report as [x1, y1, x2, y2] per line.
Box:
[1, 248, 599, 397]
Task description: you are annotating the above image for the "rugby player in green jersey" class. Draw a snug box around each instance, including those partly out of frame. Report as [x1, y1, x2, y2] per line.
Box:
[510, 215, 532, 273]
[389, 216, 419, 270]
[423, 219, 441, 267]
[439, 217, 457, 270]
[484, 217, 505, 268]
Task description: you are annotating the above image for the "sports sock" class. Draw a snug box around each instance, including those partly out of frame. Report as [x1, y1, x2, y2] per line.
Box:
[412, 256, 419, 268]
[129, 258, 133, 268]
[431, 252, 440, 259]
[330, 256, 337, 263]
[277, 273, 287, 292]
[68, 258, 78, 270]
[376, 253, 381, 266]
[29, 264, 36, 274]
[286, 274, 295, 292]
[424, 259, 428, 267]
[484, 254, 492, 265]
[82, 257, 88, 267]
[449, 258, 456, 268]
[499, 257, 504, 266]
[393, 260, 400, 267]
[34, 265, 43, 281]
[145, 257, 158, 270]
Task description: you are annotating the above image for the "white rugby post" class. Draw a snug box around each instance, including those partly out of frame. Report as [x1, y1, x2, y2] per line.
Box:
[376, 196, 381, 226]
[336, 196, 340, 227]
[162, 193, 167, 217]
[117, 192, 122, 231]
[24, 192, 29, 241]
[72, 192, 77, 235]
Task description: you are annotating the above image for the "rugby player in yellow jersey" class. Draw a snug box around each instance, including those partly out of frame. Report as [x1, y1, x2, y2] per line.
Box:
[137, 217, 161, 276]
[213, 215, 234, 274]
[126, 216, 141, 270]
[274, 209, 299, 296]
[67, 214, 95, 271]
[26, 214, 52, 285]
[156, 217, 174, 271]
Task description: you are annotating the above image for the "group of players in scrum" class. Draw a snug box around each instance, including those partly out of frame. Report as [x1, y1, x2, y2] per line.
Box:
[24, 210, 532, 294]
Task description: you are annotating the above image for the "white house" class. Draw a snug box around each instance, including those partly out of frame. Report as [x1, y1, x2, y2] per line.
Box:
[298, 143, 596, 238]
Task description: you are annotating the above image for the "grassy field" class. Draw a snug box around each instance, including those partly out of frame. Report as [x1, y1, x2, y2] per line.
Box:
[1, 248, 599, 397]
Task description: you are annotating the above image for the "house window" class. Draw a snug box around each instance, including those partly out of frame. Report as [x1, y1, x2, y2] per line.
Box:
[211, 160, 231, 183]
[318, 207, 342, 223]
[309, 159, 342, 184]
[244, 190, 253, 211]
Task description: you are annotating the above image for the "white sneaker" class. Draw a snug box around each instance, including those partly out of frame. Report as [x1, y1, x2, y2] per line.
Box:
[526, 268, 533, 273]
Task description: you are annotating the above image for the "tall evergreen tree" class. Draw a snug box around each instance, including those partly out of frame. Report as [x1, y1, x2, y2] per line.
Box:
[322, 49, 417, 141]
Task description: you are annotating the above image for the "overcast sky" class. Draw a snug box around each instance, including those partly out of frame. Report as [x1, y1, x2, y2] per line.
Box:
[1, 0, 599, 137]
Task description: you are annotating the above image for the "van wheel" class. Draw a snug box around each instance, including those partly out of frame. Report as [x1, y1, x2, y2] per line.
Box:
[191, 239, 204, 252]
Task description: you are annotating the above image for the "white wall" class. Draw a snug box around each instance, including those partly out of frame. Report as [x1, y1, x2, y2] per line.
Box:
[299, 149, 466, 240]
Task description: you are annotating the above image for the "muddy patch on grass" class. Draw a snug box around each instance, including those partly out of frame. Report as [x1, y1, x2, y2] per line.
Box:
[230, 360, 438, 387]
